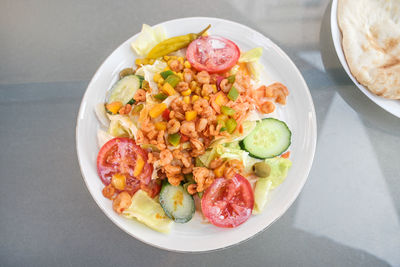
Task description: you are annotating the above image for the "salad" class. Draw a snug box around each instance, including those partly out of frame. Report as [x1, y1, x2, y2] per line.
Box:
[95, 24, 292, 233]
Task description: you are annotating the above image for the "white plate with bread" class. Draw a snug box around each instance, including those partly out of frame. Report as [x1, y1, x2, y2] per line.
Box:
[331, 0, 400, 118]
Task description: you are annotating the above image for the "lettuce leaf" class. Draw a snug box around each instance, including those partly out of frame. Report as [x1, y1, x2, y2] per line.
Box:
[107, 114, 139, 140]
[131, 24, 167, 56]
[135, 60, 167, 93]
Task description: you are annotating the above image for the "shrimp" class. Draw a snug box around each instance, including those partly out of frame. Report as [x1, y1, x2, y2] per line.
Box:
[112, 191, 132, 214]
[167, 119, 181, 134]
[196, 118, 208, 132]
[193, 167, 214, 192]
[182, 165, 193, 174]
[160, 149, 173, 165]
[260, 101, 275, 114]
[169, 59, 183, 72]
[180, 121, 197, 138]
[187, 184, 197, 195]
[102, 184, 116, 200]
[196, 71, 210, 84]
[147, 130, 158, 140]
[201, 84, 213, 96]
[133, 89, 146, 102]
[193, 98, 208, 113]
[175, 81, 189, 92]
[266, 82, 289, 105]
[118, 104, 132, 115]
[156, 130, 166, 150]
[209, 157, 225, 169]
[190, 138, 205, 157]
[136, 130, 147, 145]
[183, 68, 194, 83]
[219, 78, 232, 93]
[167, 174, 183, 186]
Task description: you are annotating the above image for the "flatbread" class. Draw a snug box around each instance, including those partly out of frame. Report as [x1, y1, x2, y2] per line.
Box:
[338, 0, 400, 99]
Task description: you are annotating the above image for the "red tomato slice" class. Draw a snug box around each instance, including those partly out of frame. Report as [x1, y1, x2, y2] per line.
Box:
[186, 36, 240, 73]
[201, 174, 254, 228]
[97, 137, 154, 195]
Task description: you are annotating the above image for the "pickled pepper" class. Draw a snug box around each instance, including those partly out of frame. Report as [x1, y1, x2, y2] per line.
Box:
[146, 25, 211, 59]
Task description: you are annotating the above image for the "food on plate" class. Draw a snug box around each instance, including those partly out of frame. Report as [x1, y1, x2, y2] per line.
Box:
[94, 24, 293, 232]
[338, 0, 400, 99]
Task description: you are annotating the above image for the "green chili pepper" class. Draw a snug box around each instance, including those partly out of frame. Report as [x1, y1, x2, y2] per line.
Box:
[227, 75, 236, 84]
[221, 106, 236, 116]
[226, 118, 237, 134]
[154, 93, 168, 101]
[168, 133, 181, 146]
[165, 74, 181, 88]
[227, 86, 239, 101]
[160, 70, 174, 79]
[146, 25, 211, 59]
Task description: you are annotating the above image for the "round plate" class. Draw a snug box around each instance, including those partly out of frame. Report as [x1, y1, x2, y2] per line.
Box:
[330, 0, 400, 118]
[76, 17, 317, 252]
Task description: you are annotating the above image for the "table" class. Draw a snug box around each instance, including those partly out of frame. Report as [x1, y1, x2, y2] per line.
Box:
[1, 0, 399, 266]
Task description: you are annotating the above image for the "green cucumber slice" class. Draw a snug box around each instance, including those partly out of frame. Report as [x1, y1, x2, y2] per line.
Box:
[240, 118, 291, 159]
[159, 181, 195, 223]
[108, 75, 141, 105]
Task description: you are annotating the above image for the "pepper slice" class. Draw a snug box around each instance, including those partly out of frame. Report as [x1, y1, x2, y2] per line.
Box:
[147, 25, 211, 59]
[168, 133, 181, 147]
[154, 93, 168, 101]
[165, 74, 181, 88]
[221, 106, 236, 116]
[227, 86, 239, 101]
[160, 70, 174, 79]
[226, 118, 237, 134]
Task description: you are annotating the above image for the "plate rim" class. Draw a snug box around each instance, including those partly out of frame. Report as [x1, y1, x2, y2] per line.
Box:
[330, 0, 400, 118]
[76, 16, 317, 252]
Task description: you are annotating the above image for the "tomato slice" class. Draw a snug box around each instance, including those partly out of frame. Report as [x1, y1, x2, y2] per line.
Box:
[97, 137, 154, 195]
[201, 174, 254, 228]
[186, 36, 240, 73]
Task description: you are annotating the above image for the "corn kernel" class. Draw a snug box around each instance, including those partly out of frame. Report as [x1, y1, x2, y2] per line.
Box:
[181, 89, 191, 96]
[216, 114, 228, 121]
[149, 103, 167, 118]
[162, 83, 177, 96]
[163, 56, 170, 61]
[192, 95, 200, 102]
[153, 73, 162, 83]
[176, 72, 183, 80]
[184, 61, 191, 69]
[155, 121, 167, 131]
[178, 57, 184, 64]
[167, 60, 173, 66]
[183, 96, 191, 104]
[212, 84, 217, 93]
[164, 66, 170, 71]
[203, 96, 210, 101]
[185, 111, 197, 121]
[170, 56, 178, 60]
[215, 92, 229, 106]
[135, 58, 143, 66]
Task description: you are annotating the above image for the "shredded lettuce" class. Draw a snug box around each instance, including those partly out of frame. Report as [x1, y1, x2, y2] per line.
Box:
[253, 157, 292, 214]
[131, 24, 167, 56]
[136, 60, 167, 93]
[107, 114, 139, 140]
[97, 129, 114, 148]
[95, 103, 110, 128]
[239, 47, 263, 63]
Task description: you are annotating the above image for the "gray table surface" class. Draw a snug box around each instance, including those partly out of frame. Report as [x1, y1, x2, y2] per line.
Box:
[1, 0, 399, 266]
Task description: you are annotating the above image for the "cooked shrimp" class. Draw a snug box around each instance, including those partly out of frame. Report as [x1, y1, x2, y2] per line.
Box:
[209, 158, 225, 169]
[176, 81, 189, 92]
[196, 118, 208, 132]
[183, 68, 194, 83]
[187, 184, 197, 195]
[219, 78, 232, 93]
[196, 71, 210, 84]
[133, 89, 146, 102]
[113, 191, 132, 214]
[201, 84, 213, 96]
[160, 149, 173, 165]
[169, 59, 183, 72]
[260, 101, 275, 114]
[167, 119, 181, 134]
[102, 184, 116, 200]
[167, 174, 183, 186]
[180, 121, 197, 138]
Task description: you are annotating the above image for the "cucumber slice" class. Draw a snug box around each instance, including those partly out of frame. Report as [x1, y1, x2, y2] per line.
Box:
[108, 75, 141, 105]
[159, 181, 195, 223]
[240, 118, 291, 159]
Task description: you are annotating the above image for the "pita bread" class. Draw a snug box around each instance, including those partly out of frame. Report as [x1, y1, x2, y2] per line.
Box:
[338, 0, 400, 99]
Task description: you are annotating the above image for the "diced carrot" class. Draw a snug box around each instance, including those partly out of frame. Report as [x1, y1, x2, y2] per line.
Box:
[281, 151, 290, 159]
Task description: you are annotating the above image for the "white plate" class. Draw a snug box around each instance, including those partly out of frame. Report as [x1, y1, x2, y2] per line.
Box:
[330, 0, 400, 118]
[76, 17, 317, 252]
